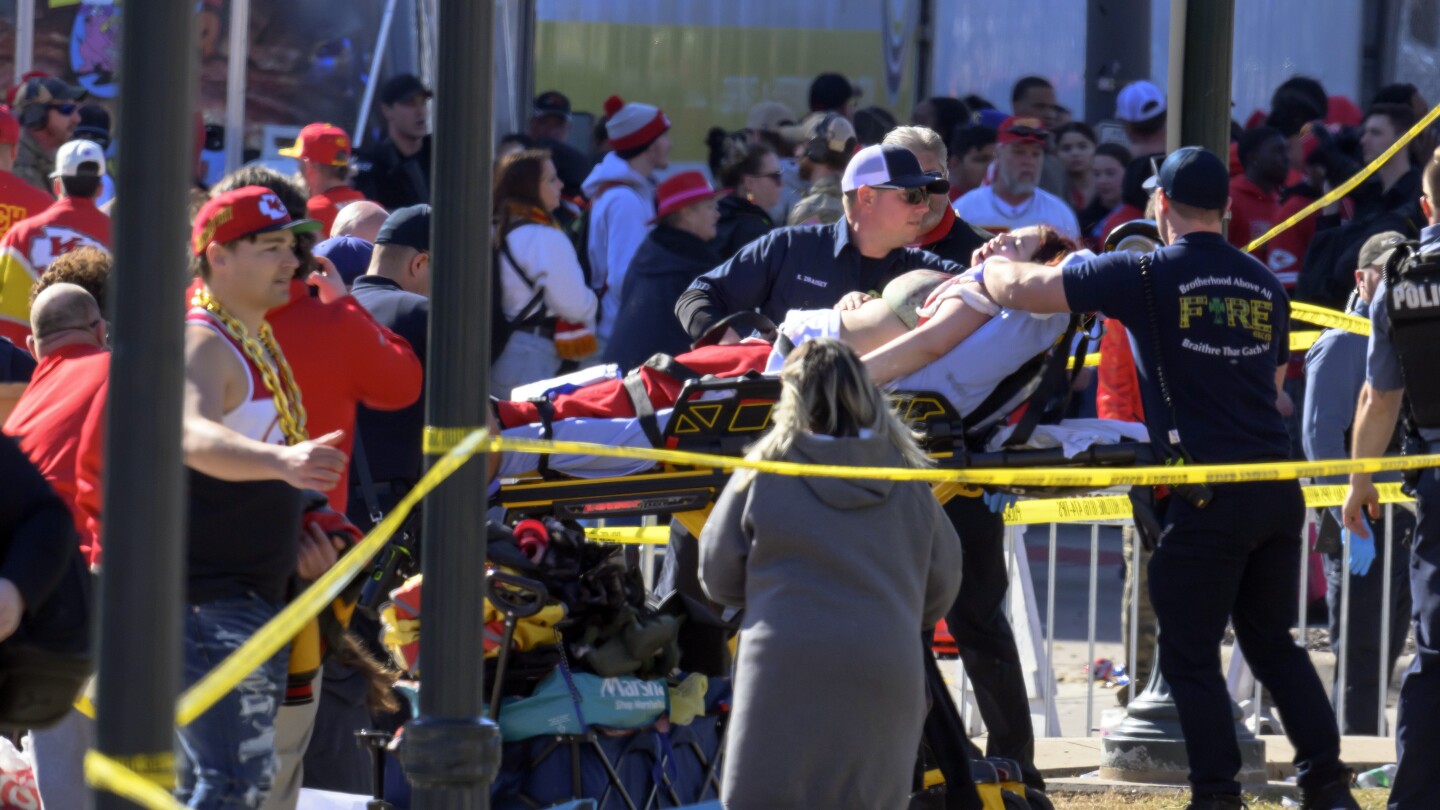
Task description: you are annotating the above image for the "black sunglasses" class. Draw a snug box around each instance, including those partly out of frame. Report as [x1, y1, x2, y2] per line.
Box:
[874, 181, 949, 205]
[48, 103, 77, 116]
[748, 170, 783, 183]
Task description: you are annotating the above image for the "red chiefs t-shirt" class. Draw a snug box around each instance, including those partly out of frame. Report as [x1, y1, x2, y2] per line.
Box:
[2, 343, 109, 564]
[307, 186, 368, 238]
[1228, 174, 1280, 273]
[0, 171, 54, 243]
[0, 196, 111, 344]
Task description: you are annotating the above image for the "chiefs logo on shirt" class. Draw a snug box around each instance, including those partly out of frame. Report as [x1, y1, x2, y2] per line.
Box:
[25, 226, 106, 268]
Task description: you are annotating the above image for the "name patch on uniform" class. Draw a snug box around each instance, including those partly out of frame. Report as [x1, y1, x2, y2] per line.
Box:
[1391, 280, 1440, 312]
[796, 274, 829, 288]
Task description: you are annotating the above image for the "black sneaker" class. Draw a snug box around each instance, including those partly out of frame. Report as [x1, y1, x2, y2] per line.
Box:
[1185, 797, 1246, 810]
[1298, 773, 1362, 810]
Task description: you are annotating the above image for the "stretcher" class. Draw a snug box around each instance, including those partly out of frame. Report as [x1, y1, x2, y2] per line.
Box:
[494, 319, 1156, 535]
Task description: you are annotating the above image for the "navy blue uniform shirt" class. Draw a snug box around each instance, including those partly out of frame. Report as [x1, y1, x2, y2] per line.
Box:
[1062, 231, 1292, 463]
[675, 219, 963, 340]
[351, 275, 429, 484]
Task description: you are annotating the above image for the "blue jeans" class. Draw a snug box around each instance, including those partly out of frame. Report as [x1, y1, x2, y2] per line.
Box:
[175, 594, 289, 810]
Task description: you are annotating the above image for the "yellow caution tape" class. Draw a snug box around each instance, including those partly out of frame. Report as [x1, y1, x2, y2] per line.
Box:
[1290, 302, 1372, 336]
[174, 428, 489, 727]
[85, 750, 186, 810]
[1291, 330, 1322, 351]
[435, 428, 1440, 487]
[1246, 100, 1440, 254]
[1304, 482, 1412, 508]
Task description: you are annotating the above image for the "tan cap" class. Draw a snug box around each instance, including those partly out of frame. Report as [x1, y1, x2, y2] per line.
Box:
[781, 112, 858, 158]
[1358, 230, 1407, 269]
[746, 101, 796, 134]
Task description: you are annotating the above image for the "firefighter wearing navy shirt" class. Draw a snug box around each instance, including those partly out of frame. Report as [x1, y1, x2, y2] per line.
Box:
[962, 147, 1361, 810]
[1343, 154, 1440, 810]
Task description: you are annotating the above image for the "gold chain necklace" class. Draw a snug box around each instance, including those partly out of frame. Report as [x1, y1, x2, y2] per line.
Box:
[190, 288, 308, 445]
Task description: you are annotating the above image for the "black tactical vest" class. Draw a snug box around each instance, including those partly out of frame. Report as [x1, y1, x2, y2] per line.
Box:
[1383, 247, 1440, 428]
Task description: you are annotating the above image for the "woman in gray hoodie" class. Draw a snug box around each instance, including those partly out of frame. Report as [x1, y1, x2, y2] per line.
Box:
[700, 338, 963, 810]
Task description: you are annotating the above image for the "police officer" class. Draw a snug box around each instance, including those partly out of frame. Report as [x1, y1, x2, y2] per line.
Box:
[968, 147, 1359, 810]
[674, 142, 962, 343]
[1304, 230, 1413, 736]
[1343, 153, 1440, 809]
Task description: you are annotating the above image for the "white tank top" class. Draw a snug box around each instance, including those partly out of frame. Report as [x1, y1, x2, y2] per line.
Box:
[186, 308, 286, 445]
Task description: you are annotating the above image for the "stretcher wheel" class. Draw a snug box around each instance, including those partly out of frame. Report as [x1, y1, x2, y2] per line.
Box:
[1000, 789, 1032, 810]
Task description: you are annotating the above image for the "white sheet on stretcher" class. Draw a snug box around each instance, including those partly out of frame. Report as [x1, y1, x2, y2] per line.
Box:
[985, 418, 1151, 457]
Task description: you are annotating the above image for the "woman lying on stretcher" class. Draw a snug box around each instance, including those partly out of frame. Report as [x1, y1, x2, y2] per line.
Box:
[488, 225, 1121, 481]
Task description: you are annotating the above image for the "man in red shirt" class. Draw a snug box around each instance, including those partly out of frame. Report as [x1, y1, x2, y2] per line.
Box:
[0, 139, 110, 344]
[1, 283, 107, 563]
[0, 106, 54, 244]
[281, 123, 367, 238]
[1228, 126, 1289, 279]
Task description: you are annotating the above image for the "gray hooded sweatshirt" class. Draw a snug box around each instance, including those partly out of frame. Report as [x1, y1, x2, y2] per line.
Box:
[700, 432, 962, 810]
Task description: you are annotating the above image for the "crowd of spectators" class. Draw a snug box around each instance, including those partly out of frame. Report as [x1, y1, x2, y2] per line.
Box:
[0, 56, 1431, 809]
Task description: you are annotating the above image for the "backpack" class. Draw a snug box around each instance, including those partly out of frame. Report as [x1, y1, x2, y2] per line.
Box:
[491, 223, 548, 363]
[564, 182, 625, 290]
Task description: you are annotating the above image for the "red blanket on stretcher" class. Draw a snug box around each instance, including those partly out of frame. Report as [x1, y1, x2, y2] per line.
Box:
[496, 343, 773, 427]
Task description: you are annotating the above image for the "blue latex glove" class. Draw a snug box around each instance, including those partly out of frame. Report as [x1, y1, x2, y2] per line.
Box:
[1345, 513, 1375, 577]
[982, 491, 1018, 514]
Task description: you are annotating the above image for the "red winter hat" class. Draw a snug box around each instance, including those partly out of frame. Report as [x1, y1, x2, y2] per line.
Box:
[192, 185, 321, 256]
[605, 96, 670, 152]
[651, 171, 721, 222]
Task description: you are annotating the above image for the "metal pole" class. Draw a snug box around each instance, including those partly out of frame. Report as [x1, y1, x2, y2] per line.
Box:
[1338, 513, 1352, 727]
[1085, 0, 1151, 123]
[1044, 523, 1057, 737]
[224, 0, 251, 173]
[15, 0, 34, 78]
[397, 0, 499, 806]
[1298, 511, 1311, 646]
[355, 0, 400, 149]
[1086, 524, 1099, 737]
[1175, 0, 1234, 157]
[92, 0, 195, 807]
[1164, 0, 1187, 155]
[1378, 504, 1395, 735]
[1128, 524, 1139, 704]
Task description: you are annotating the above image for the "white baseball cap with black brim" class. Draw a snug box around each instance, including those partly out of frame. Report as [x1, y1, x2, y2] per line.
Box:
[841, 143, 949, 195]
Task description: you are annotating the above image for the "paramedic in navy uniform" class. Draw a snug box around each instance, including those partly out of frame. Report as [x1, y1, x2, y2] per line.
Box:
[1343, 153, 1440, 810]
[960, 147, 1360, 810]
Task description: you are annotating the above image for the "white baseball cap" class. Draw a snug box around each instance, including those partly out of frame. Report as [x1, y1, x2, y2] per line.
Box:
[1115, 80, 1166, 123]
[50, 139, 107, 179]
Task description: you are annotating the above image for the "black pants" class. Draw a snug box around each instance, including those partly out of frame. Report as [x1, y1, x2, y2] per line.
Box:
[1323, 505, 1413, 735]
[942, 493, 1043, 790]
[1391, 468, 1440, 808]
[1148, 480, 1343, 797]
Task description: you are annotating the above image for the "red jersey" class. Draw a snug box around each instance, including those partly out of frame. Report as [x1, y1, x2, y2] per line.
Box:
[0, 170, 54, 243]
[2, 343, 109, 563]
[1227, 174, 1280, 268]
[496, 343, 773, 427]
[0, 196, 111, 344]
[307, 186, 368, 238]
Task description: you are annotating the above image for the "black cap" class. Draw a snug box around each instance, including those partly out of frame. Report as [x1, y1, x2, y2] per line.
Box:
[1145, 146, 1229, 210]
[375, 204, 431, 252]
[73, 104, 111, 149]
[809, 73, 858, 113]
[533, 90, 571, 119]
[380, 74, 433, 106]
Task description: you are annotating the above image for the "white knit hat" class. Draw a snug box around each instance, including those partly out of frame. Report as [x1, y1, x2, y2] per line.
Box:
[604, 95, 670, 151]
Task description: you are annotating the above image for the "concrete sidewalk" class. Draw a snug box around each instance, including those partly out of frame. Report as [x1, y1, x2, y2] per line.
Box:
[1035, 735, 1396, 781]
